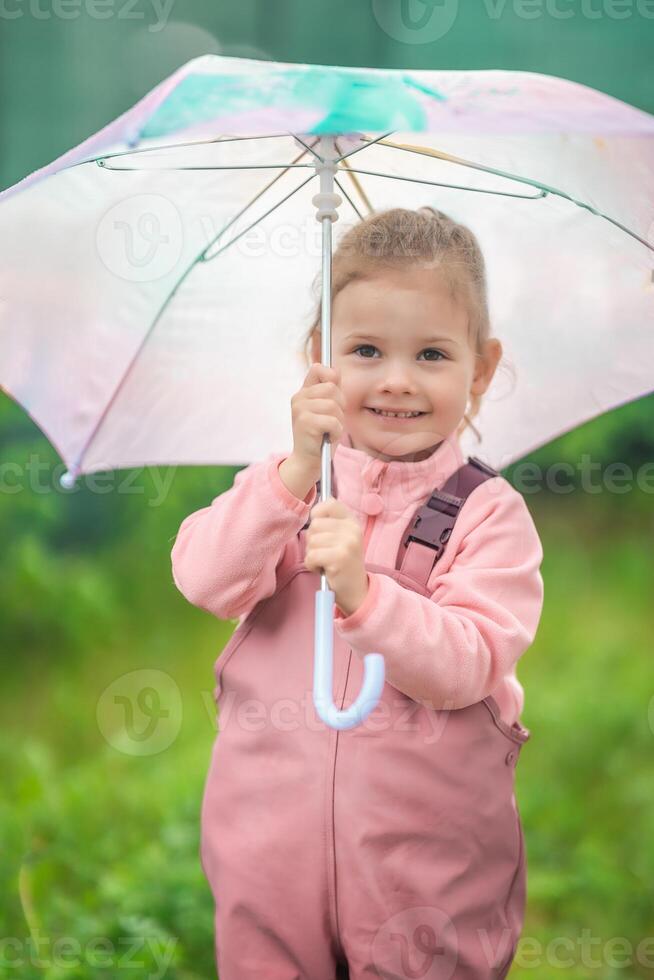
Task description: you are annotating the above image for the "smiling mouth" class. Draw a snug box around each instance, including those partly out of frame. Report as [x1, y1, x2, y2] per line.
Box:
[367, 408, 427, 420]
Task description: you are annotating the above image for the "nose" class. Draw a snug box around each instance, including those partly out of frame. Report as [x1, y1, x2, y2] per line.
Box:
[378, 360, 418, 393]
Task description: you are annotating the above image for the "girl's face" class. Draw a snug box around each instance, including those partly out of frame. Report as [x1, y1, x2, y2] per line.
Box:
[313, 266, 501, 463]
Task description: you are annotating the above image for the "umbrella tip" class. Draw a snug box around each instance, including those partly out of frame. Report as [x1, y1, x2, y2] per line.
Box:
[124, 127, 141, 148]
[60, 469, 78, 489]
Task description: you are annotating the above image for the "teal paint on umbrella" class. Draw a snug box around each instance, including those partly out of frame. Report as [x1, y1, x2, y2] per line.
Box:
[308, 73, 431, 133]
[402, 74, 448, 101]
[140, 67, 440, 139]
[141, 73, 269, 138]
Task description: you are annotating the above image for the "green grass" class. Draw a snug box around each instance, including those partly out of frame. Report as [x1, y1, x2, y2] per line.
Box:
[511, 491, 653, 979]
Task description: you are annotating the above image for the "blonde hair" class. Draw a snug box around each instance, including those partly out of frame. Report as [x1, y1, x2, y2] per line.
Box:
[300, 206, 512, 444]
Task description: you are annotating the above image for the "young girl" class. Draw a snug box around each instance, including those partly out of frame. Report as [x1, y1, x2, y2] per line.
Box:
[171, 206, 544, 980]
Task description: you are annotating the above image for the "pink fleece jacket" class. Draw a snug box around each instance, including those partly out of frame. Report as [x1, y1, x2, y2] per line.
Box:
[171, 433, 544, 728]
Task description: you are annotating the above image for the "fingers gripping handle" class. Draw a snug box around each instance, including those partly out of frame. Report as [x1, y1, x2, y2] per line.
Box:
[313, 589, 386, 730]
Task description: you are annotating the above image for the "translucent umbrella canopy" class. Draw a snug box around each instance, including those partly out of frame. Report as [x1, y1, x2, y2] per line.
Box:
[0, 54, 652, 479]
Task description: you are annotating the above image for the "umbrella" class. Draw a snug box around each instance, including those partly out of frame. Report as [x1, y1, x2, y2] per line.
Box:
[1, 55, 653, 729]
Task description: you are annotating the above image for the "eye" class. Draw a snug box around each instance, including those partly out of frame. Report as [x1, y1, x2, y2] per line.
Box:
[351, 345, 446, 361]
[419, 348, 446, 361]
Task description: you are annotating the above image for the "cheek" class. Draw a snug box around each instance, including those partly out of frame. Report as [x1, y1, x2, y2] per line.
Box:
[340, 377, 366, 411]
[434, 367, 467, 397]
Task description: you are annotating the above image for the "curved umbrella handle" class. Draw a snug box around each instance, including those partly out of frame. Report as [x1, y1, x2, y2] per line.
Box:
[313, 589, 385, 730]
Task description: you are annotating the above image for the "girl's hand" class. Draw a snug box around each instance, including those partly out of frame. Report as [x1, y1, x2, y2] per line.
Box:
[304, 497, 370, 617]
[288, 363, 346, 481]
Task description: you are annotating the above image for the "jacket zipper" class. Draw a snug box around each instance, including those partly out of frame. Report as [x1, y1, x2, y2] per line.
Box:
[329, 465, 386, 953]
[363, 512, 375, 552]
[362, 466, 387, 553]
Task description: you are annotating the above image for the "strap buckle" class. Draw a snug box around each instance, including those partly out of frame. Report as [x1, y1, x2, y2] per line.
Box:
[401, 489, 463, 559]
[427, 488, 463, 516]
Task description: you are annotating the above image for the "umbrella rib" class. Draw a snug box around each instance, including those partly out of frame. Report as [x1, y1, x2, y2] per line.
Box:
[351, 137, 654, 252]
[333, 131, 396, 164]
[63, 132, 299, 169]
[64, 156, 319, 479]
[334, 177, 366, 221]
[336, 167, 547, 201]
[337, 134, 573, 190]
[334, 137, 375, 217]
[291, 134, 325, 162]
[64, 130, 385, 172]
[97, 160, 317, 172]
[76, 130, 393, 174]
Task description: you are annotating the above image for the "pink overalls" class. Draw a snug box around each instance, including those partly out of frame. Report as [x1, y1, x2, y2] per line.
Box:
[186, 436, 544, 980]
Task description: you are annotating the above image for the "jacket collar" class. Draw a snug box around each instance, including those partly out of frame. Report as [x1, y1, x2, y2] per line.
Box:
[332, 430, 467, 514]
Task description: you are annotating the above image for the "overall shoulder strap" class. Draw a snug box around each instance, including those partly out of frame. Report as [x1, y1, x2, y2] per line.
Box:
[395, 455, 499, 586]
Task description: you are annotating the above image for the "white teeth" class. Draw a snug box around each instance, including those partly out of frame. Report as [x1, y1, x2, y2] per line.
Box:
[371, 409, 422, 418]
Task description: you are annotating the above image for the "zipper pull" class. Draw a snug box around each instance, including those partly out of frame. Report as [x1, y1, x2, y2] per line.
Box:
[369, 461, 387, 491]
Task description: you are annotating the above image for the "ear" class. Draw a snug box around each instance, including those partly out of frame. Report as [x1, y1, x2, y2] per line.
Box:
[470, 338, 503, 397]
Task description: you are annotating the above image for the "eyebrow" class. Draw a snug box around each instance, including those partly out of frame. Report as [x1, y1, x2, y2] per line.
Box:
[343, 333, 460, 348]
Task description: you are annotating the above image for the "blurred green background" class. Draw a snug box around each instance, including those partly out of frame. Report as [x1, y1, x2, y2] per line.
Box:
[1, 3, 653, 978]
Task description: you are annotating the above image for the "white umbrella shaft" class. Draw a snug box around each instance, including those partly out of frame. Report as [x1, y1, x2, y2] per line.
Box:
[312, 136, 386, 730]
